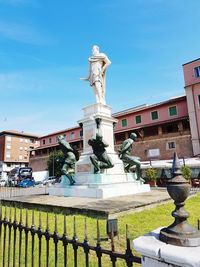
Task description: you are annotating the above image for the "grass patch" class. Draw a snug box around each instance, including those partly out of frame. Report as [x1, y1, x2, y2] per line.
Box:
[0, 193, 200, 266]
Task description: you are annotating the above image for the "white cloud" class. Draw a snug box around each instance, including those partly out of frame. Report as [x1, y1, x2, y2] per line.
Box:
[0, 21, 54, 45]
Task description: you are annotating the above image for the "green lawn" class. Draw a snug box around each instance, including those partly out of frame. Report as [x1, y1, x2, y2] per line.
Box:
[0, 193, 200, 267]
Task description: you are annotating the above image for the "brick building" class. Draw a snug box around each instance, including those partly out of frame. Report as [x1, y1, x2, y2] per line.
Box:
[0, 130, 39, 179]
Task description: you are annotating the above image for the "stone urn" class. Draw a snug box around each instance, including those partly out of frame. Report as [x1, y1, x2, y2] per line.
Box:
[159, 153, 200, 247]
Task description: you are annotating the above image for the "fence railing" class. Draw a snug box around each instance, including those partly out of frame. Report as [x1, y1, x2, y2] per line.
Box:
[0, 205, 141, 267]
[0, 186, 49, 200]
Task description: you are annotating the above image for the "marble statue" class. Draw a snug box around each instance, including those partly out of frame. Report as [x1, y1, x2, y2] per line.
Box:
[58, 135, 76, 185]
[88, 133, 114, 174]
[119, 133, 141, 180]
[81, 45, 111, 105]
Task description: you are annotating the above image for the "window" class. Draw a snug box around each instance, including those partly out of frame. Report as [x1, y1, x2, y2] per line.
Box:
[169, 106, 177, 116]
[6, 136, 12, 142]
[151, 111, 158, 120]
[20, 138, 23, 142]
[25, 139, 28, 143]
[19, 147, 23, 151]
[167, 141, 176, 150]
[6, 163, 11, 167]
[49, 138, 52, 144]
[6, 153, 11, 158]
[70, 132, 75, 140]
[42, 139, 45, 145]
[135, 115, 141, 124]
[121, 119, 127, 127]
[19, 155, 23, 160]
[194, 66, 200, 78]
[24, 147, 28, 151]
[6, 145, 11, 150]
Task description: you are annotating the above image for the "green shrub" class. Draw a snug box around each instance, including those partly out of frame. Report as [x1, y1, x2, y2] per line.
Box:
[145, 168, 157, 182]
[181, 165, 192, 180]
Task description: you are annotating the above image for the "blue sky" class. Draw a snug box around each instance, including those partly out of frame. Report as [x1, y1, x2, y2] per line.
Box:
[0, 0, 200, 136]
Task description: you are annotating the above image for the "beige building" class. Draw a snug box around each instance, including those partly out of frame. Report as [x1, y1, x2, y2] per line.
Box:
[0, 130, 39, 179]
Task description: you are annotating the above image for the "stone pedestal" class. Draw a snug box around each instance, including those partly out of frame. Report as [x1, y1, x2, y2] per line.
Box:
[49, 103, 150, 199]
[133, 227, 200, 267]
[75, 103, 122, 174]
[49, 172, 150, 199]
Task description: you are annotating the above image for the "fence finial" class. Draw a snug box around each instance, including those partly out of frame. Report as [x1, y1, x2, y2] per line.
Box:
[54, 214, 58, 233]
[84, 218, 88, 242]
[97, 219, 101, 245]
[39, 212, 42, 228]
[25, 209, 28, 227]
[46, 213, 49, 230]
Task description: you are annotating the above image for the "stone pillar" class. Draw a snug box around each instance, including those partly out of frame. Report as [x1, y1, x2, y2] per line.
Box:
[133, 227, 200, 267]
[76, 103, 124, 174]
[78, 103, 117, 154]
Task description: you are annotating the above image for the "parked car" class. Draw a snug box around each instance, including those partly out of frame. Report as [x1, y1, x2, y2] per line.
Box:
[8, 167, 33, 186]
[42, 176, 57, 186]
[18, 179, 35, 188]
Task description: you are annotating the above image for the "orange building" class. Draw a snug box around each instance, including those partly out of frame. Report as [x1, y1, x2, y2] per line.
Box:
[0, 130, 39, 179]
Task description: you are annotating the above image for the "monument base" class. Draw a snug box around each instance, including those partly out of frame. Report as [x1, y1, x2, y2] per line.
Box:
[49, 173, 150, 199]
[133, 227, 200, 267]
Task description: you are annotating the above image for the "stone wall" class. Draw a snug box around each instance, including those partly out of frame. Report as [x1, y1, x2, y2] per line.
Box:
[115, 134, 193, 161]
[29, 155, 48, 172]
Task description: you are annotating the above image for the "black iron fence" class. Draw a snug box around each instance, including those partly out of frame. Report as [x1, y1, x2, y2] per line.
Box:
[0, 205, 141, 267]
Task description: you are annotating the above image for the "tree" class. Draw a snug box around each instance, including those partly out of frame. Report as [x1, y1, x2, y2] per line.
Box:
[47, 150, 65, 177]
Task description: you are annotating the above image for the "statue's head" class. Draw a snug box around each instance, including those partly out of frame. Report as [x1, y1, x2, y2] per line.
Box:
[57, 135, 65, 143]
[92, 45, 100, 56]
[130, 132, 137, 140]
[96, 133, 102, 141]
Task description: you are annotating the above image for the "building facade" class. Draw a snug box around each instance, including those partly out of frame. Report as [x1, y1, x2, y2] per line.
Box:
[0, 130, 39, 179]
[183, 58, 200, 156]
[29, 95, 192, 174]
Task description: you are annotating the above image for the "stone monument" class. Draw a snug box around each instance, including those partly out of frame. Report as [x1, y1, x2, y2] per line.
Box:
[49, 46, 150, 199]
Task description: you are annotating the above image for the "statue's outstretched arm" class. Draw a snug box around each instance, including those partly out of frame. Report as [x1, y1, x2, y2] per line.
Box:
[102, 140, 109, 147]
[80, 63, 90, 81]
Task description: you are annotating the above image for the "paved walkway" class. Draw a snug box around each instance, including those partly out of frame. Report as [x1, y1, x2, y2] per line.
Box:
[1, 188, 174, 218]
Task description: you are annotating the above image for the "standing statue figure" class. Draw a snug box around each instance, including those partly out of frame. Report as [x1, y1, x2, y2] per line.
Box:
[119, 133, 141, 180]
[81, 45, 111, 105]
[58, 135, 76, 185]
[88, 133, 114, 174]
